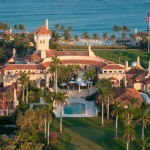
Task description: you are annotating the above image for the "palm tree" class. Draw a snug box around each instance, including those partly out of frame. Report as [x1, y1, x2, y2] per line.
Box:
[122, 124, 135, 150]
[121, 104, 134, 126]
[62, 29, 72, 41]
[13, 24, 18, 33]
[68, 26, 72, 32]
[42, 88, 53, 103]
[51, 56, 61, 93]
[55, 24, 59, 31]
[5, 91, 13, 115]
[141, 34, 148, 50]
[35, 108, 45, 130]
[18, 73, 30, 103]
[118, 26, 123, 45]
[110, 34, 117, 44]
[82, 31, 89, 40]
[113, 25, 118, 36]
[51, 30, 60, 42]
[102, 32, 108, 41]
[2, 22, 9, 31]
[96, 78, 113, 125]
[139, 137, 150, 150]
[129, 33, 137, 46]
[111, 101, 121, 139]
[56, 92, 68, 132]
[74, 35, 79, 41]
[42, 104, 55, 146]
[123, 25, 130, 37]
[19, 24, 25, 33]
[121, 33, 127, 45]
[84, 69, 95, 96]
[136, 109, 150, 142]
[93, 33, 99, 40]
[60, 25, 65, 31]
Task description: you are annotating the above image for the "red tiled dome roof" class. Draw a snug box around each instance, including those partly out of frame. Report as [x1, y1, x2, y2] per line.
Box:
[34, 26, 52, 34]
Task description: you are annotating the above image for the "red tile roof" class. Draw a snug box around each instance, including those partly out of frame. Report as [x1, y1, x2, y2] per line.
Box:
[101, 64, 125, 69]
[2, 64, 45, 70]
[114, 87, 143, 105]
[46, 49, 89, 57]
[142, 78, 150, 84]
[41, 60, 106, 68]
[34, 26, 52, 35]
[126, 66, 147, 75]
[24, 53, 41, 61]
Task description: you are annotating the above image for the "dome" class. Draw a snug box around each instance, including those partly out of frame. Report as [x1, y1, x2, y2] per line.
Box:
[140, 92, 150, 105]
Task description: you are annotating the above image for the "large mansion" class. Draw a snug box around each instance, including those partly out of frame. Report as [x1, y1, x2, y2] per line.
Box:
[0, 20, 149, 116]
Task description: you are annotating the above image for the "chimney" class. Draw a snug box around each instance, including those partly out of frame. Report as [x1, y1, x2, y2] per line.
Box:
[13, 48, 16, 58]
[9, 29, 12, 34]
[125, 60, 128, 71]
[137, 56, 141, 67]
[88, 44, 91, 51]
[148, 60, 150, 72]
[45, 19, 49, 30]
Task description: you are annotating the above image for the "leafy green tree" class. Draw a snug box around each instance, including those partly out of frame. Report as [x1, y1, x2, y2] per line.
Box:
[0, 134, 16, 150]
[56, 92, 68, 132]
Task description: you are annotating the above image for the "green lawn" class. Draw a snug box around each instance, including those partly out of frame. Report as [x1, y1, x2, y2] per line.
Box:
[93, 49, 150, 69]
[41, 117, 150, 150]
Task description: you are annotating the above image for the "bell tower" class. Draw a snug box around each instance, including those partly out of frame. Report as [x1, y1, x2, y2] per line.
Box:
[34, 19, 52, 59]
